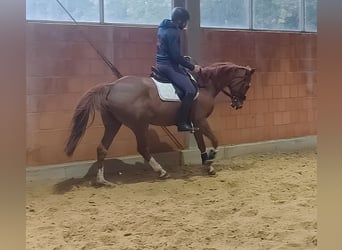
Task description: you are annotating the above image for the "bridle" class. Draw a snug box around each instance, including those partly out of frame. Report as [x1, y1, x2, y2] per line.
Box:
[221, 77, 248, 104]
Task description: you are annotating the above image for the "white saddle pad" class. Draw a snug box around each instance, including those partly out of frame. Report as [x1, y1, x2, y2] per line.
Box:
[151, 78, 199, 102]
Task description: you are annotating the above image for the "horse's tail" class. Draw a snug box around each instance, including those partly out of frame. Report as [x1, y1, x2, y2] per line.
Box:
[65, 84, 109, 157]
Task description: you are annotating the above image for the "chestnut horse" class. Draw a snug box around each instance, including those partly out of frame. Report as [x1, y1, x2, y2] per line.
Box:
[65, 62, 255, 185]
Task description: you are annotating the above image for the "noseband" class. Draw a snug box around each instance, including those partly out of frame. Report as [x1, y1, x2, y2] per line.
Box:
[221, 78, 247, 103]
[221, 88, 246, 102]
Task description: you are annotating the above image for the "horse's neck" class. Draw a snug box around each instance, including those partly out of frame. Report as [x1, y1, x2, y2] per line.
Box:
[201, 76, 225, 98]
[201, 64, 238, 97]
[200, 83, 217, 98]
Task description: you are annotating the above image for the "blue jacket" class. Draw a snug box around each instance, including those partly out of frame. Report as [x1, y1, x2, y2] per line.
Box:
[156, 19, 195, 71]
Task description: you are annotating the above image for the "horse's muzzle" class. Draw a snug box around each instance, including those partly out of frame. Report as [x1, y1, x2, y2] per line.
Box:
[231, 103, 242, 110]
[230, 95, 244, 110]
[230, 100, 243, 110]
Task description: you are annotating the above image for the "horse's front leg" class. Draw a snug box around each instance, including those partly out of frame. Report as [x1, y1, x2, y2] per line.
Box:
[193, 119, 218, 175]
[133, 125, 169, 179]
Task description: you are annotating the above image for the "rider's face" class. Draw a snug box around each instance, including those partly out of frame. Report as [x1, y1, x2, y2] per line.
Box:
[177, 20, 188, 30]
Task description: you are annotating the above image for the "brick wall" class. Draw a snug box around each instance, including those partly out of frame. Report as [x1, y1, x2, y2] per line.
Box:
[201, 29, 317, 145]
[26, 23, 317, 166]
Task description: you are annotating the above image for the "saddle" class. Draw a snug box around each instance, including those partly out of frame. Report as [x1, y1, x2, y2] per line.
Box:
[150, 66, 198, 101]
[150, 66, 170, 83]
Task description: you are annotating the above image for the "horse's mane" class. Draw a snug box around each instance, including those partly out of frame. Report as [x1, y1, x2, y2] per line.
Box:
[206, 62, 235, 67]
[196, 62, 250, 88]
[198, 62, 234, 84]
[204, 61, 249, 70]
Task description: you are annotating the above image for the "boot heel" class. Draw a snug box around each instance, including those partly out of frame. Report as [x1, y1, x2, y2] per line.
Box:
[177, 123, 194, 132]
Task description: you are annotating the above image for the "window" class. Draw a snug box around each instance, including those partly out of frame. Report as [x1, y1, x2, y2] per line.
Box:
[200, 0, 250, 29]
[253, 0, 301, 31]
[26, 0, 100, 22]
[104, 0, 171, 25]
[305, 0, 317, 32]
[26, 0, 317, 32]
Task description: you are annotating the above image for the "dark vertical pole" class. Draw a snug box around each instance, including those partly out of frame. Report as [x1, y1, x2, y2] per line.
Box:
[185, 0, 201, 148]
[172, 0, 187, 55]
[185, 0, 201, 64]
[249, 0, 253, 29]
[172, 0, 185, 8]
[99, 0, 104, 24]
[172, 0, 201, 63]
[0, 0, 26, 249]
[172, 0, 201, 149]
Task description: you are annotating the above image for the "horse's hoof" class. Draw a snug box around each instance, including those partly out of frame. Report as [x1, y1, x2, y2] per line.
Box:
[207, 166, 216, 176]
[96, 179, 115, 187]
[159, 172, 170, 179]
[208, 169, 216, 176]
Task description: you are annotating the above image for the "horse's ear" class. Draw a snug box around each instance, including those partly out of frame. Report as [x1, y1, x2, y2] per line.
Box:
[244, 65, 255, 75]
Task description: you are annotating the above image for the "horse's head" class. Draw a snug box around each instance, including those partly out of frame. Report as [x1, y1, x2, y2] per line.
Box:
[225, 65, 255, 110]
[199, 62, 255, 110]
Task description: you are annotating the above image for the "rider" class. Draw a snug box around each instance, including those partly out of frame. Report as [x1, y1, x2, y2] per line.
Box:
[155, 7, 201, 132]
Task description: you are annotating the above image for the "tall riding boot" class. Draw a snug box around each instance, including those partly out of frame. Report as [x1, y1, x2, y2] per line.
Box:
[177, 97, 194, 132]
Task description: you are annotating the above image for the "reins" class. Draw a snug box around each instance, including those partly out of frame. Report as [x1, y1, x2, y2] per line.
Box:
[221, 88, 232, 98]
[56, 0, 184, 150]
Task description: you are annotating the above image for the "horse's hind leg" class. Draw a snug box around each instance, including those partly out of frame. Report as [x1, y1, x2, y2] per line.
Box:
[96, 112, 122, 186]
[133, 125, 169, 178]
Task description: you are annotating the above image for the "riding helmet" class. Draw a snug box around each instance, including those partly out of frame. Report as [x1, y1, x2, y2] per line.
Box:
[171, 7, 190, 22]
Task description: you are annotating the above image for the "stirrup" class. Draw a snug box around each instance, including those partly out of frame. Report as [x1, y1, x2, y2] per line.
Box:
[177, 123, 193, 132]
[177, 123, 199, 133]
[189, 122, 199, 133]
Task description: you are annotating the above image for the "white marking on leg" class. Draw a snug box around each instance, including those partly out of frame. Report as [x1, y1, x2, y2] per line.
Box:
[96, 165, 114, 186]
[96, 166, 105, 183]
[149, 157, 167, 177]
[149, 157, 162, 172]
[209, 165, 216, 174]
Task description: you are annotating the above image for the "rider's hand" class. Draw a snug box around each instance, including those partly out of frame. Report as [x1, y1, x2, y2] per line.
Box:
[193, 65, 201, 74]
